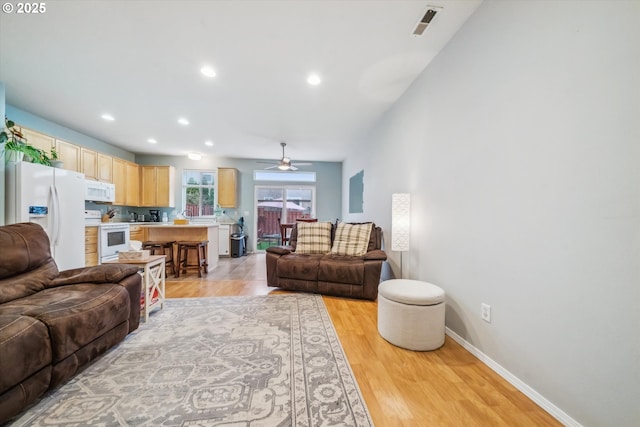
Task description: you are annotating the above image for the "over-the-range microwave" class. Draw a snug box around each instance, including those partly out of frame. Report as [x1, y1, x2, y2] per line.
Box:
[85, 179, 115, 203]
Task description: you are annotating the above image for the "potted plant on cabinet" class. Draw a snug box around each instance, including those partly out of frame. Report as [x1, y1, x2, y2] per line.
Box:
[1, 117, 51, 166]
[50, 146, 63, 168]
[1, 118, 26, 163]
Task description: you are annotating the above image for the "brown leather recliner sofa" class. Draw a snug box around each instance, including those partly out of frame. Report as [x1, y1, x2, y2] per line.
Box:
[0, 222, 142, 424]
[266, 222, 387, 301]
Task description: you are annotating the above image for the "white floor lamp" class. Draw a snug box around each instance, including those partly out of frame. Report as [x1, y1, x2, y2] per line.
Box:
[391, 193, 410, 279]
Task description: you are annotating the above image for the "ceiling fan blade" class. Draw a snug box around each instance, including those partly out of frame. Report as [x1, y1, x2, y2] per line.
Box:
[292, 162, 312, 166]
[257, 160, 278, 164]
[264, 165, 280, 170]
[289, 165, 299, 171]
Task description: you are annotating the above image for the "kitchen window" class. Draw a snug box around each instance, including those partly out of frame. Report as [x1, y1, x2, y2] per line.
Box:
[182, 170, 215, 217]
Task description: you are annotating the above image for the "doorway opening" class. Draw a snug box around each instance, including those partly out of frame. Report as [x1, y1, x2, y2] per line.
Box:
[254, 186, 315, 251]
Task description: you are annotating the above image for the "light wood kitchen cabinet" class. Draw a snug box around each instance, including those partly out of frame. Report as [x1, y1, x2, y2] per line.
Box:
[97, 153, 113, 182]
[85, 226, 99, 266]
[55, 139, 81, 172]
[112, 157, 127, 205]
[81, 148, 98, 180]
[218, 168, 238, 208]
[20, 127, 54, 154]
[129, 224, 145, 242]
[140, 165, 175, 207]
[125, 161, 140, 206]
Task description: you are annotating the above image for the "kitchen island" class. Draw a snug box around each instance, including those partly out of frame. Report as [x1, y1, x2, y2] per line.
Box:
[140, 223, 219, 272]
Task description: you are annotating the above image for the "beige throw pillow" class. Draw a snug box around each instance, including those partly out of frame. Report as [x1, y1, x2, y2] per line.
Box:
[295, 222, 333, 254]
[331, 222, 373, 256]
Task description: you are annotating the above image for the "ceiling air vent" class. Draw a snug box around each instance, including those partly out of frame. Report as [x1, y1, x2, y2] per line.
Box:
[412, 6, 442, 36]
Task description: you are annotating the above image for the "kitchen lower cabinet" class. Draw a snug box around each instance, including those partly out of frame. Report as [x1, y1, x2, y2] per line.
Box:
[218, 224, 230, 256]
[85, 226, 98, 266]
[130, 224, 145, 242]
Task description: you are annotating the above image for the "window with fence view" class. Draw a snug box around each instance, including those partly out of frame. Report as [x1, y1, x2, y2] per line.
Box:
[183, 170, 215, 217]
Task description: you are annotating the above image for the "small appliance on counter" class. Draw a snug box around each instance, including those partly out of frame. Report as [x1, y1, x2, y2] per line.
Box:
[149, 210, 160, 222]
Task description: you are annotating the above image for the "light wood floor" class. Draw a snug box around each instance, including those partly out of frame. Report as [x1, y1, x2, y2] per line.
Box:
[165, 254, 561, 427]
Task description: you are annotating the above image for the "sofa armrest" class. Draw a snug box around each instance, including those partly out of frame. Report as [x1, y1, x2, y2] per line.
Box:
[266, 246, 293, 256]
[50, 264, 141, 287]
[364, 249, 387, 261]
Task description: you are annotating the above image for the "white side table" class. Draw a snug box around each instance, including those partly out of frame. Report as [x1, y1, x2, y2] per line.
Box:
[104, 255, 166, 322]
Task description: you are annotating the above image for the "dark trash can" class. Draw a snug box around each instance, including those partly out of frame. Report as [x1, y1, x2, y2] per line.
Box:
[231, 233, 245, 258]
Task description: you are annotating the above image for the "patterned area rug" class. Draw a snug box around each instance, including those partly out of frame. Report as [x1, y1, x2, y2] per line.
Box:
[11, 295, 373, 426]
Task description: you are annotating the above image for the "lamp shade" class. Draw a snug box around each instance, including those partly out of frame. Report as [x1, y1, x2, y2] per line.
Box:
[391, 193, 410, 252]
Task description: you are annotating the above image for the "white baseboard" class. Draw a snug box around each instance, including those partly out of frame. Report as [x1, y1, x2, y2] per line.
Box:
[445, 327, 582, 427]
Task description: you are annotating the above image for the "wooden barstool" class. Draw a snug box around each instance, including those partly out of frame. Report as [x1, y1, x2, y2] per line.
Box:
[142, 241, 176, 276]
[176, 241, 208, 278]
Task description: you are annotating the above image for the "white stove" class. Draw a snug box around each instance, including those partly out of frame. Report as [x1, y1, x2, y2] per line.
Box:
[85, 210, 131, 262]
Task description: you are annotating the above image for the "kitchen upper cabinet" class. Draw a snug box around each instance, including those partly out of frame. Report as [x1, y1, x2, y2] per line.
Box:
[140, 165, 175, 207]
[97, 153, 113, 183]
[81, 148, 98, 180]
[55, 139, 81, 172]
[125, 161, 140, 206]
[112, 157, 127, 205]
[20, 127, 54, 154]
[218, 168, 238, 208]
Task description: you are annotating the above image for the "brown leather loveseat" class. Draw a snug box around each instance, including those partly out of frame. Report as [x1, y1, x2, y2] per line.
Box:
[0, 222, 142, 424]
[266, 221, 387, 300]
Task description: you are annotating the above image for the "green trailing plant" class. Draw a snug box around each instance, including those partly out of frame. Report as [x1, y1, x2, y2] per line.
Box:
[1, 117, 51, 165]
[24, 144, 51, 166]
[1, 118, 26, 162]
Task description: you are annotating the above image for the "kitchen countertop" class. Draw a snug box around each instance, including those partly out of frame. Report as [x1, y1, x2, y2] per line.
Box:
[140, 223, 218, 228]
[85, 222, 220, 227]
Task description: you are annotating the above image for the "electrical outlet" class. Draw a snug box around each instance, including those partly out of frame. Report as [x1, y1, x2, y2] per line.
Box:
[481, 303, 491, 323]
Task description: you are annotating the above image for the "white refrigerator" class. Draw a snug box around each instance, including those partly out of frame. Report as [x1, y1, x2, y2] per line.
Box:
[5, 161, 86, 271]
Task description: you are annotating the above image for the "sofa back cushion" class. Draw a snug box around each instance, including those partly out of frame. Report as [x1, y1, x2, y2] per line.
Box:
[295, 221, 333, 254]
[0, 222, 59, 304]
[330, 222, 373, 256]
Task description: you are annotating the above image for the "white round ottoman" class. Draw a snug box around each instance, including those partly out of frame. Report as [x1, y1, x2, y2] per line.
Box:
[378, 279, 445, 351]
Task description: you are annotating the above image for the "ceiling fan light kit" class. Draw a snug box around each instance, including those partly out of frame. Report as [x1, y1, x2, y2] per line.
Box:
[257, 142, 313, 171]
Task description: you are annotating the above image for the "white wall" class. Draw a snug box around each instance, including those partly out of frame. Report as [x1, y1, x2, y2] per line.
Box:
[343, 1, 640, 426]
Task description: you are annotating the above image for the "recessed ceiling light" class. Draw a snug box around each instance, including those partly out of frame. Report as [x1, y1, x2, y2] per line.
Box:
[204, 140, 214, 147]
[101, 114, 115, 121]
[307, 73, 321, 86]
[147, 138, 157, 144]
[187, 152, 202, 160]
[178, 117, 190, 126]
[200, 65, 217, 78]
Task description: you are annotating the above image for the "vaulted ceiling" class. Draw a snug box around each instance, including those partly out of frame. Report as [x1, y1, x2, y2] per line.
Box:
[0, 0, 481, 162]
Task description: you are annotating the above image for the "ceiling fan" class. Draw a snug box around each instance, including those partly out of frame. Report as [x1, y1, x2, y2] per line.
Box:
[257, 142, 312, 171]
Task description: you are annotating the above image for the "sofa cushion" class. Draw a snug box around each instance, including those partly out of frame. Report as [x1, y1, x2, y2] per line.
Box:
[295, 222, 333, 254]
[0, 284, 130, 363]
[318, 255, 365, 285]
[0, 223, 59, 304]
[0, 314, 52, 395]
[331, 222, 373, 256]
[278, 253, 322, 281]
